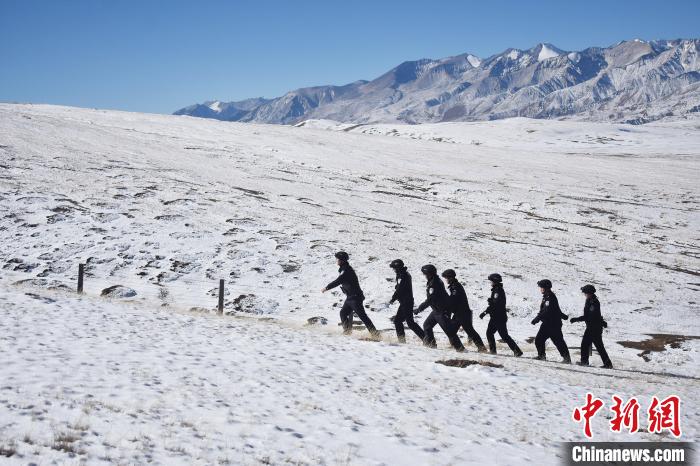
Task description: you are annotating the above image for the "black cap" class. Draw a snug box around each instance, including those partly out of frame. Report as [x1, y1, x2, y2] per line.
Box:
[441, 269, 456, 279]
[421, 264, 437, 275]
[581, 284, 596, 294]
[488, 273, 502, 283]
[389, 259, 404, 269]
[334, 251, 349, 261]
[537, 279, 553, 289]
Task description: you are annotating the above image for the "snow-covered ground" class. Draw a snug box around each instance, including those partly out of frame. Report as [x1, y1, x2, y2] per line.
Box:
[0, 104, 698, 464]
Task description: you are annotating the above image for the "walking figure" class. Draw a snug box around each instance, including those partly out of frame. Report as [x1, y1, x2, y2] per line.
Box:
[441, 269, 486, 352]
[571, 284, 613, 369]
[389, 259, 425, 343]
[531, 279, 571, 363]
[322, 251, 379, 337]
[414, 264, 465, 352]
[479, 273, 523, 356]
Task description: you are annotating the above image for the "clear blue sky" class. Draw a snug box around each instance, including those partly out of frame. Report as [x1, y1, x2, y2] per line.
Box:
[1, 0, 698, 114]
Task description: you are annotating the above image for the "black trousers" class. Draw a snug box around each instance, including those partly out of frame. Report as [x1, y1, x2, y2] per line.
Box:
[535, 324, 571, 360]
[580, 327, 611, 365]
[451, 312, 485, 349]
[423, 310, 464, 350]
[394, 302, 425, 341]
[486, 318, 522, 354]
[339, 297, 376, 334]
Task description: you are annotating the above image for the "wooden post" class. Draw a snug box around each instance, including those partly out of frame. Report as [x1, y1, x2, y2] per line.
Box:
[77, 263, 84, 294]
[218, 279, 224, 314]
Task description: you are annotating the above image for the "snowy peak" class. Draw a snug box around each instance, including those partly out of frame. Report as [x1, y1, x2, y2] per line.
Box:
[506, 48, 521, 60]
[174, 97, 272, 121]
[436, 52, 482, 69]
[531, 43, 564, 61]
[489, 43, 563, 66]
[467, 54, 481, 67]
[604, 39, 654, 67]
[175, 38, 700, 125]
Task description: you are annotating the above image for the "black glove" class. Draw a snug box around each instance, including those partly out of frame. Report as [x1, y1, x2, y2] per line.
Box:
[602, 320, 608, 328]
[561, 314, 569, 321]
[479, 312, 486, 319]
[413, 308, 420, 315]
[531, 318, 538, 325]
[570, 317, 579, 323]
[389, 298, 396, 305]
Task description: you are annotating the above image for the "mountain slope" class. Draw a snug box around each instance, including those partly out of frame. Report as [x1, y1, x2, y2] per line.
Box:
[174, 39, 700, 125]
[2, 103, 699, 351]
[1, 280, 697, 464]
[0, 104, 698, 464]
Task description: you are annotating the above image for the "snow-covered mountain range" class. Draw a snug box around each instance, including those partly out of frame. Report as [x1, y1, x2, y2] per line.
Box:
[174, 39, 700, 125]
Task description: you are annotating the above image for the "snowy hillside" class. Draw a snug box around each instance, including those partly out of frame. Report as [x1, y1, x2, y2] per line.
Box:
[175, 39, 700, 125]
[0, 104, 698, 464]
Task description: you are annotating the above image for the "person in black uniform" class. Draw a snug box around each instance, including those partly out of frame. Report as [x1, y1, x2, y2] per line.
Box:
[441, 269, 486, 352]
[414, 264, 465, 352]
[570, 284, 613, 368]
[531, 279, 571, 363]
[322, 251, 379, 337]
[389, 259, 425, 343]
[479, 273, 523, 356]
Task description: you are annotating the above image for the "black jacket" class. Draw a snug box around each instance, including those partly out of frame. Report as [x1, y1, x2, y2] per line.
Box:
[416, 276, 450, 313]
[533, 291, 568, 327]
[571, 295, 605, 329]
[326, 263, 364, 299]
[447, 279, 471, 316]
[483, 284, 507, 321]
[390, 268, 413, 305]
